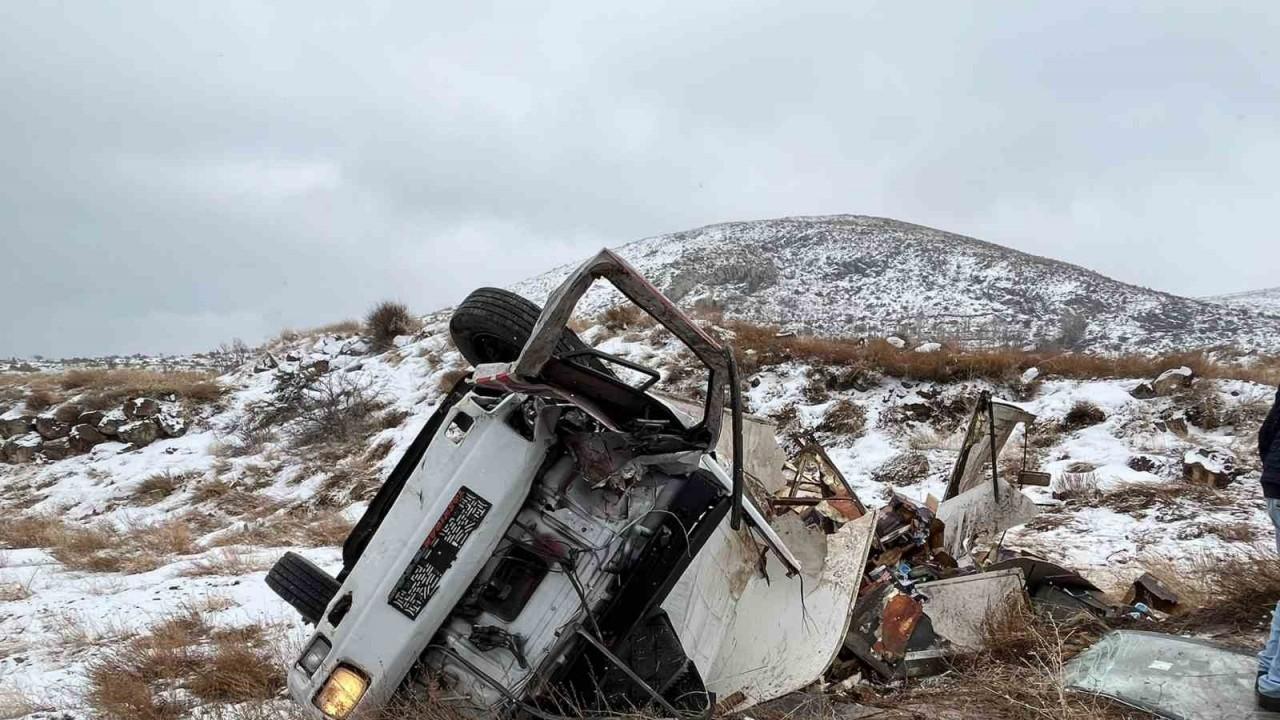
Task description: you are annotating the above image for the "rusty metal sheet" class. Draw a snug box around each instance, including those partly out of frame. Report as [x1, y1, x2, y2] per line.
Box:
[873, 592, 925, 662]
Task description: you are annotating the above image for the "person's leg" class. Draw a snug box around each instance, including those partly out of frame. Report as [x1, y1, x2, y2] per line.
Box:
[1258, 500, 1280, 704]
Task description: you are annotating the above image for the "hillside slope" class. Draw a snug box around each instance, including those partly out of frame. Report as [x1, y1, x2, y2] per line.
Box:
[1204, 286, 1280, 318]
[516, 215, 1280, 353]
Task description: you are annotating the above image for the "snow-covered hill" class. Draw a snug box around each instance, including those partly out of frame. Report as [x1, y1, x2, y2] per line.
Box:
[1204, 286, 1280, 319]
[516, 215, 1280, 354]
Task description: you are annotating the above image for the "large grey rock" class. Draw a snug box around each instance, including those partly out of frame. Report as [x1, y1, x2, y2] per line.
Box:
[1129, 381, 1157, 400]
[0, 416, 33, 438]
[34, 416, 71, 440]
[156, 411, 187, 438]
[1152, 367, 1194, 396]
[117, 420, 160, 447]
[98, 410, 127, 436]
[3, 434, 41, 463]
[69, 424, 107, 452]
[40, 437, 72, 460]
[123, 397, 161, 420]
[77, 410, 106, 427]
[1183, 447, 1237, 488]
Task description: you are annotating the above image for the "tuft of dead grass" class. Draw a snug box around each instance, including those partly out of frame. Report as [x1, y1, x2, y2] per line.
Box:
[182, 548, 270, 577]
[58, 368, 224, 403]
[212, 508, 353, 548]
[24, 387, 57, 412]
[86, 610, 284, 720]
[132, 470, 198, 504]
[366, 300, 420, 350]
[1153, 547, 1280, 633]
[1061, 400, 1106, 430]
[816, 398, 867, 437]
[5, 516, 198, 574]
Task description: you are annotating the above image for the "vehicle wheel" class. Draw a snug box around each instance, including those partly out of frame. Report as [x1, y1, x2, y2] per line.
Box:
[266, 552, 340, 625]
[449, 287, 593, 368]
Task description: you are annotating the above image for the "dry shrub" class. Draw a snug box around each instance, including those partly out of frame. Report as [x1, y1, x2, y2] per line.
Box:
[36, 518, 196, 574]
[244, 369, 387, 450]
[24, 387, 56, 412]
[600, 304, 654, 332]
[191, 478, 235, 504]
[132, 470, 197, 504]
[182, 548, 270, 577]
[0, 574, 34, 602]
[1184, 381, 1227, 430]
[880, 603, 1142, 720]
[0, 690, 54, 718]
[380, 407, 411, 429]
[437, 367, 470, 393]
[1159, 548, 1280, 632]
[1061, 400, 1106, 430]
[57, 368, 223, 403]
[816, 398, 867, 437]
[1092, 481, 1232, 517]
[1052, 472, 1101, 502]
[872, 452, 930, 486]
[53, 402, 84, 424]
[87, 610, 283, 720]
[366, 300, 419, 350]
[0, 515, 65, 548]
[214, 508, 352, 548]
[724, 320, 1280, 386]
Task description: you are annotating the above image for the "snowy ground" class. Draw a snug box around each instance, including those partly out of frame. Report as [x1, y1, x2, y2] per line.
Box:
[0, 315, 1274, 718]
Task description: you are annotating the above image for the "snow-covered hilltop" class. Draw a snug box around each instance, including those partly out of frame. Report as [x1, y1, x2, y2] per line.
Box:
[1204, 286, 1280, 319]
[517, 215, 1280, 354]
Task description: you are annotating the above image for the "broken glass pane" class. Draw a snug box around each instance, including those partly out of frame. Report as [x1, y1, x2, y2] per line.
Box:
[1064, 630, 1280, 720]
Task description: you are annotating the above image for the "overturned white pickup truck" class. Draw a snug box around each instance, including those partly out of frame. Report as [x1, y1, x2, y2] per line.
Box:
[266, 250, 865, 719]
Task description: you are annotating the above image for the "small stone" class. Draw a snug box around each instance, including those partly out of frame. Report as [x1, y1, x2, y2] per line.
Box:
[914, 342, 942, 353]
[123, 397, 161, 419]
[117, 420, 160, 447]
[885, 336, 906, 349]
[34, 416, 71, 440]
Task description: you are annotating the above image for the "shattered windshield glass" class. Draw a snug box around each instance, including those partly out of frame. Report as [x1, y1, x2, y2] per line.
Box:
[1065, 630, 1280, 720]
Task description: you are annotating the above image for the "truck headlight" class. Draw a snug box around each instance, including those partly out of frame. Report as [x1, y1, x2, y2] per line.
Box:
[313, 665, 368, 719]
[297, 635, 331, 677]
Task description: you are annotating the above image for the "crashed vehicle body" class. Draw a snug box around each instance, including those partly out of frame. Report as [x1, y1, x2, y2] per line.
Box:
[266, 250, 835, 719]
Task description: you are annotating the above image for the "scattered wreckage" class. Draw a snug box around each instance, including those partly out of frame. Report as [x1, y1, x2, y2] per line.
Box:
[264, 250, 1210, 719]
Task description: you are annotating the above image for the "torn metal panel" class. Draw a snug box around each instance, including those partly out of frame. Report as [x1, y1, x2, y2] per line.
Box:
[987, 556, 1112, 619]
[1065, 630, 1277, 720]
[936, 479, 1040, 557]
[773, 440, 867, 521]
[663, 510, 877, 712]
[913, 569, 1026, 651]
[944, 397, 1036, 499]
[1123, 572, 1180, 614]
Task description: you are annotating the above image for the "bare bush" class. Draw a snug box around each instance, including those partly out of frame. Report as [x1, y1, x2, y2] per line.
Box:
[1061, 400, 1106, 431]
[243, 368, 387, 450]
[366, 301, 419, 350]
[816, 398, 867, 437]
[216, 338, 253, 372]
[24, 388, 56, 412]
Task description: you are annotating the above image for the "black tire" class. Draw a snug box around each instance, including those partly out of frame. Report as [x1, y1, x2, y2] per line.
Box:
[266, 551, 340, 625]
[449, 287, 592, 368]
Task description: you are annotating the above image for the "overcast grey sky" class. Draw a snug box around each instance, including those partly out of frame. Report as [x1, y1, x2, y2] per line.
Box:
[2, 2, 1278, 357]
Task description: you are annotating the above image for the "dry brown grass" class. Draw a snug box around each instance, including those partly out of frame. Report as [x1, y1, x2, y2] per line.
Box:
[725, 321, 1280, 386]
[1061, 400, 1106, 430]
[816, 398, 867, 437]
[212, 508, 353, 548]
[86, 610, 283, 720]
[367, 300, 420, 350]
[132, 470, 199, 504]
[0, 573, 34, 602]
[3, 516, 198, 574]
[1149, 547, 1280, 633]
[0, 515, 65, 549]
[23, 387, 57, 412]
[600, 304, 655, 332]
[182, 548, 270, 577]
[58, 368, 224, 403]
[874, 603, 1147, 719]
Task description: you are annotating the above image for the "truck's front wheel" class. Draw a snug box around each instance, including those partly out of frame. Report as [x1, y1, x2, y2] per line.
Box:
[266, 552, 340, 625]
